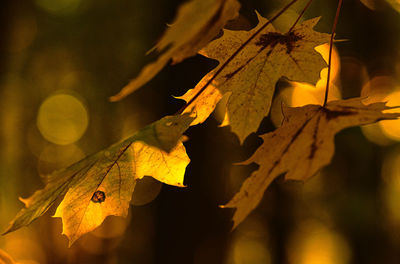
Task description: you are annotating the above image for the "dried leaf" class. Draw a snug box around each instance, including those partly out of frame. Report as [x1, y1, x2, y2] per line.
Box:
[110, 0, 240, 101]
[3, 114, 194, 246]
[179, 12, 330, 143]
[223, 98, 400, 228]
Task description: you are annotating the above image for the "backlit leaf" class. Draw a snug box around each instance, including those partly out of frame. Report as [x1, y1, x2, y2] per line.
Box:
[179, 12, 330, 143]
[223, 98, 400, 228]
[3, 114, 194, 246]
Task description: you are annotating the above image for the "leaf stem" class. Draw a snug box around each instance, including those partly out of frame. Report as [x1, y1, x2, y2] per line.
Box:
[323, 0, 343, 107]
[288, 0, 314, 32]
[177, 0, 300, 114]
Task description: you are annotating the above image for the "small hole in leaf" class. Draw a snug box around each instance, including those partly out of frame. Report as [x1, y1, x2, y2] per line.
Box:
[91, 190, 106, 203]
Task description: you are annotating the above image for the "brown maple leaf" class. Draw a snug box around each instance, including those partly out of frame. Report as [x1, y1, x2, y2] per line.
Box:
[222, 98, 400, 228]
[179, 12, 330, 143]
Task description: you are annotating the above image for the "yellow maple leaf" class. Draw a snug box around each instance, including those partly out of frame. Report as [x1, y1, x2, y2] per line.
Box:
[3, 114, 194, 246]
[110, 0, 240, 101]
[179, 12, 330, 143]
[222, 98, 400, 228]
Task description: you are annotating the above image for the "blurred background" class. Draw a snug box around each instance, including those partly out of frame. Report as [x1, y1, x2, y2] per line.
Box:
[1, 0, 400, 263]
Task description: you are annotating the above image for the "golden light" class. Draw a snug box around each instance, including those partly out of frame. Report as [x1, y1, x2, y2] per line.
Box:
[287, 220, 351, 264]
[361, 76, 396, 104]
[3, 233, 46, 264]
[290, 43, 341, 107]
[315, 44, 340, 82]
[290, 83, 320, 105]
[225, 216, 271, 264]
[290, 82, 341, 107]
[360, 76, 400, 144]
[270, 44, 341, 126]
[361, 124, 395, 146]
[37, 93, 89, 145]
[397, 60, 400, 80]
[379, 91, 400, 141]
[297, 44, 338, 105]
[17, 261, 41, 264]
[0, 249, 16, 264]
[230, 237, 271, 264]
[35, 0, 82, 15]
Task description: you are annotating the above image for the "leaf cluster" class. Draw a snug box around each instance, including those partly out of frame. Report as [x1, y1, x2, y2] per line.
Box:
[4, 0, 400, 245]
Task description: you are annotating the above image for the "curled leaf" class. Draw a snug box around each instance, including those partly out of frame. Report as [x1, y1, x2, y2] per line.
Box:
[110, 0, 240, 101]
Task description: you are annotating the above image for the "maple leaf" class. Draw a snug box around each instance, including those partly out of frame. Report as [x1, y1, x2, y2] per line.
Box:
[110, 0, 240, 101]
[179, 12, 331, 143]
[222, 98, 400, 228]
[3, 114, 194, 246]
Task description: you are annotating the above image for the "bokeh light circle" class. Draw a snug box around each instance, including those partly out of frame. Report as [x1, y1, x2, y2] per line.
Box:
[37, 93, 88, 145]
[379, 91, 400, 141]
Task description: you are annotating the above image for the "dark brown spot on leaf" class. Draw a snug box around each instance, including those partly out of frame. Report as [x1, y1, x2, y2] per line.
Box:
[323, 108, 356, 120]
[91, 190, 106, 203]
[256, 31, 302, 54]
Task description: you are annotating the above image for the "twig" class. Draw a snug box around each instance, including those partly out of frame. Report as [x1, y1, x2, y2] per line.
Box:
[288, 0, 314, 32]
[323, 0, 343, 107]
